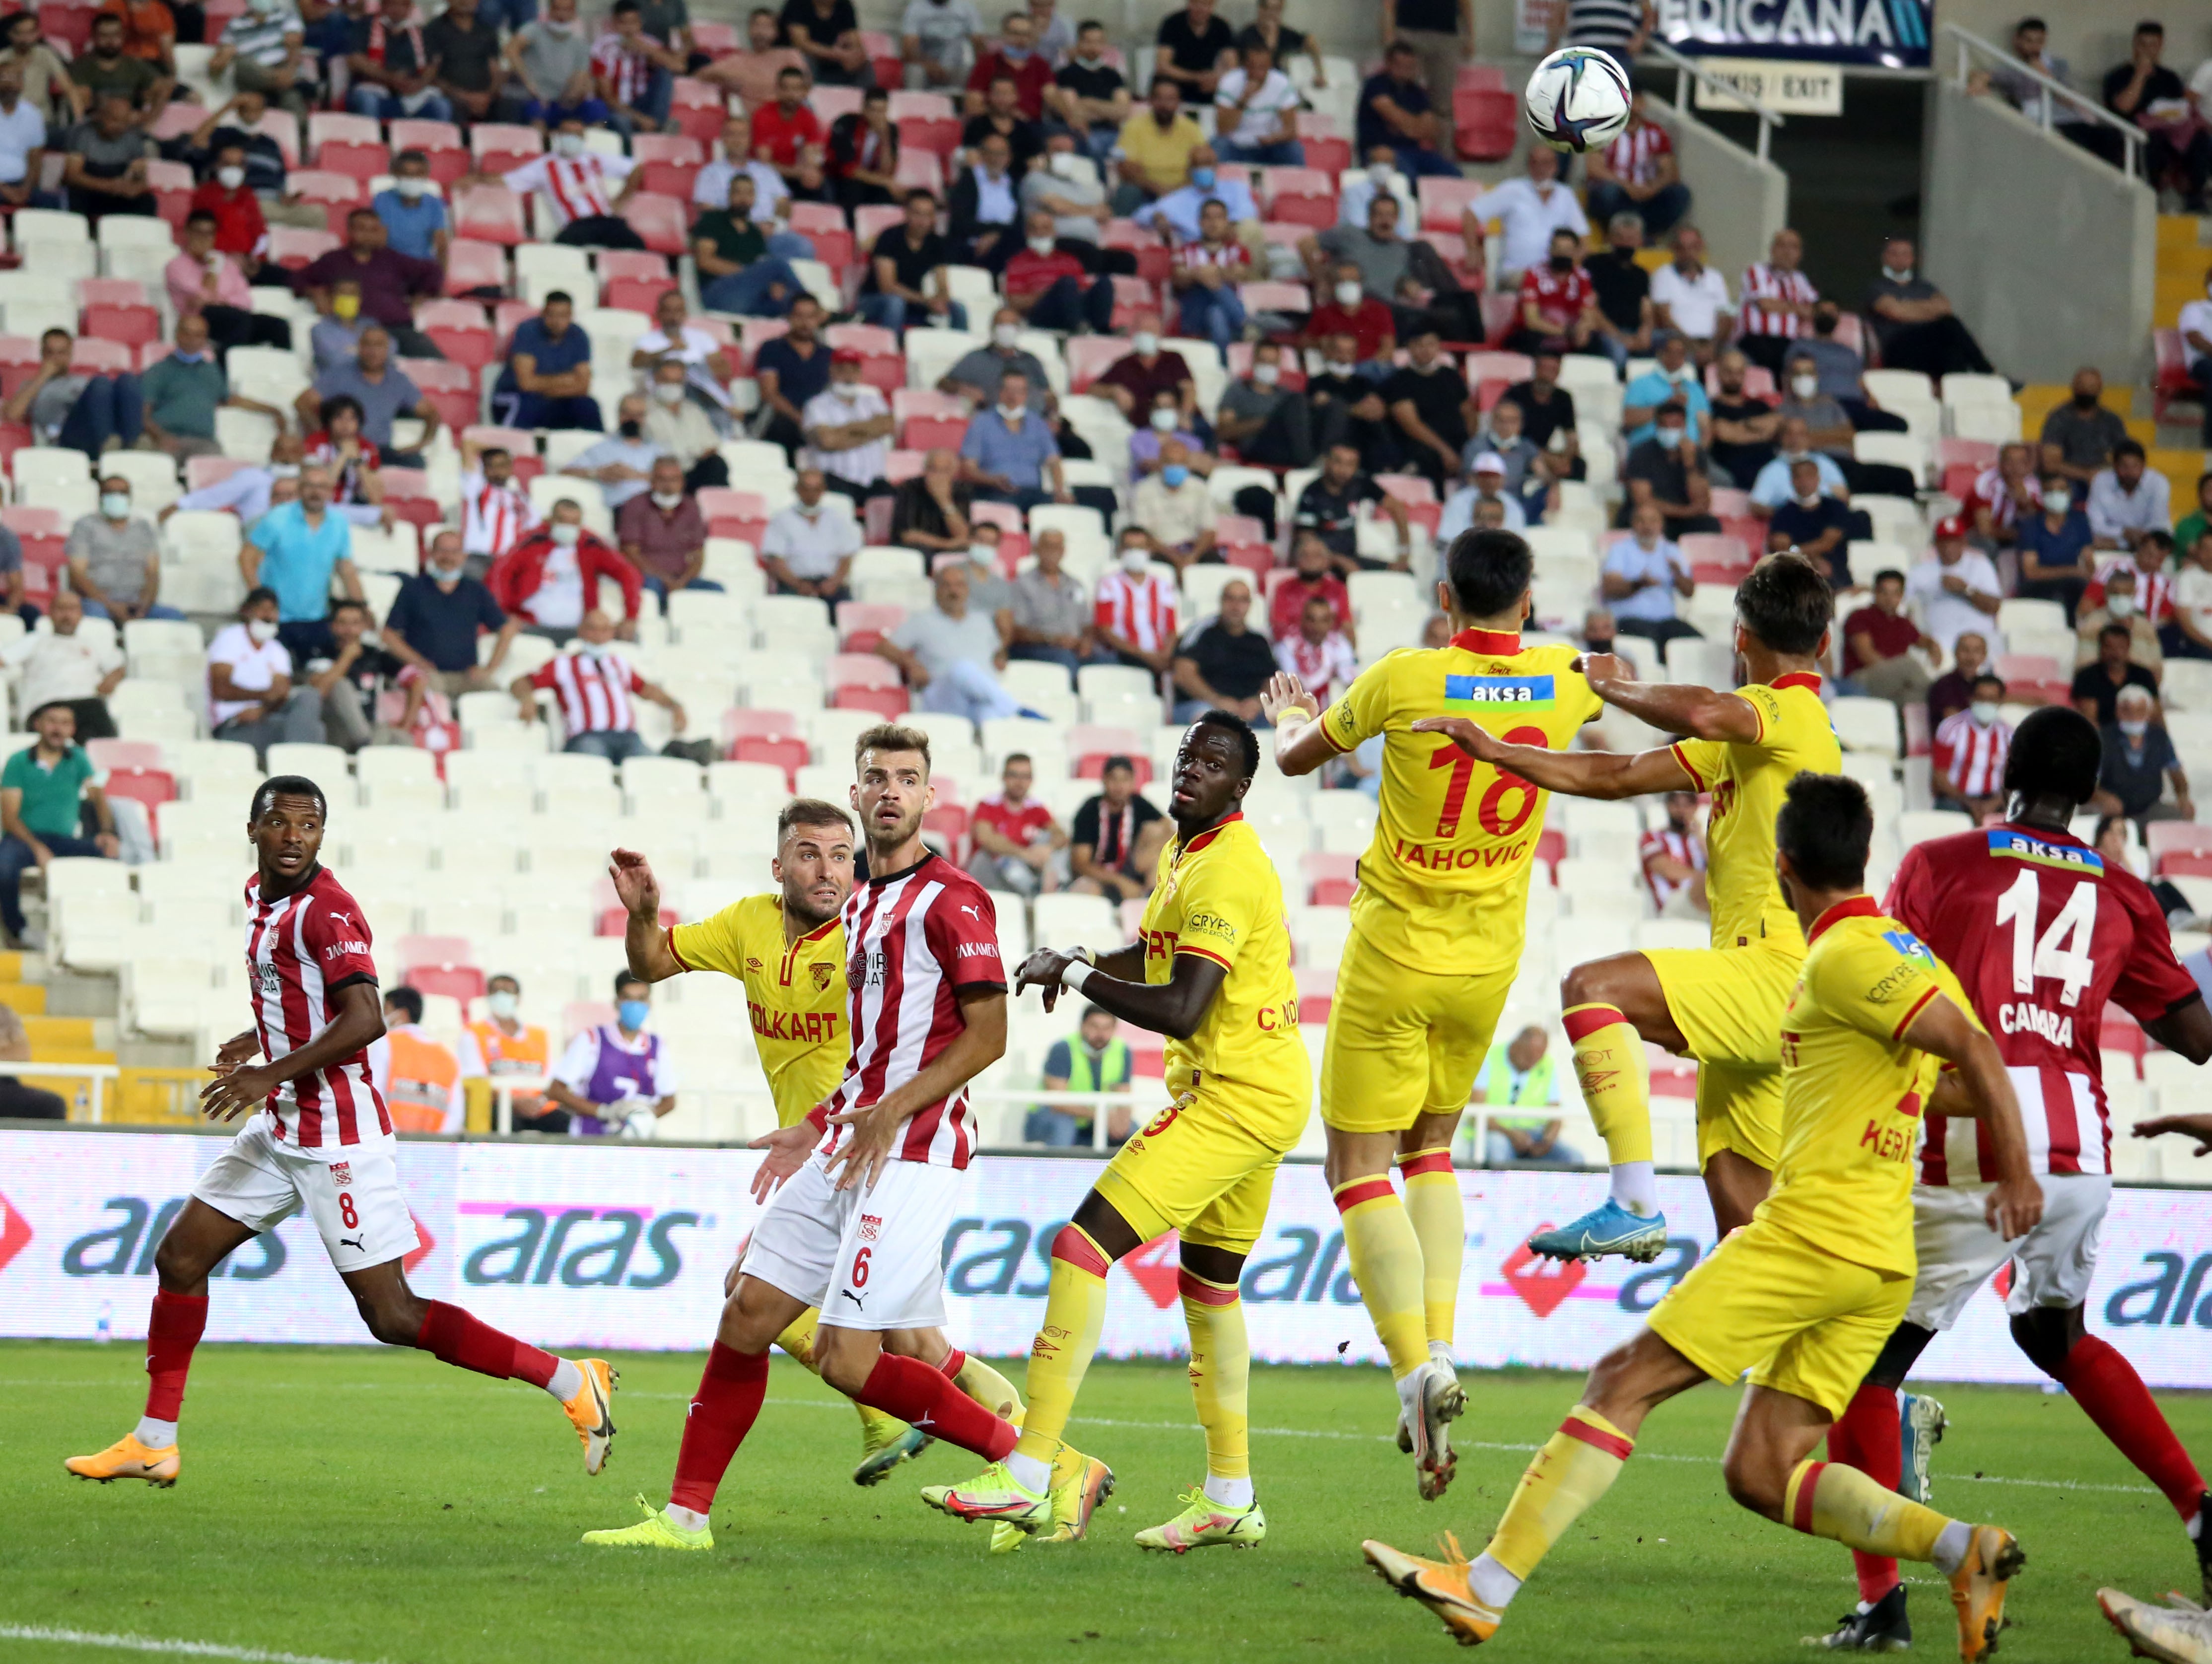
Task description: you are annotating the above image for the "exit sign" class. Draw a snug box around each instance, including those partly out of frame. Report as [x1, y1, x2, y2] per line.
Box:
[1692, 57, 1845, 116]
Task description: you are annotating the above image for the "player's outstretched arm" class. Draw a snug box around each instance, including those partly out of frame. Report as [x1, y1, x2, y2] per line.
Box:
[2143, 994, 2212, 1066]
[823, 985, 1007, 1192]
[1901, 994, 2044, 1241]
[609, 847, 682, 981]
[1571, 652, 1764, 744]
[1018, 945, 1225, 1041]
[1411, 715, 1695, 802]
[2136, 1112, 2212, 1157]
[200, 982, 385, 1122]
[1017, 942, 1145, 1015]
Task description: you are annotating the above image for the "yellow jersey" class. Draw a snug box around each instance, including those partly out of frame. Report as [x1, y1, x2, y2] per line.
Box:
[1670, 673, 1841, 955]
[1759, 898, 1976, 1276]
[1318, 626, 1603, 975]
[668, 893, 847, 1127]
[1138, 813, 1310, 1143]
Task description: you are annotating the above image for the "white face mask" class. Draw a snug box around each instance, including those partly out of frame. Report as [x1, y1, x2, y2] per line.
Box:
[652, 381, 685, 404]
[1325, 358, 1354, 377]
[247, 618, 278, 643]
[553, 131, 584, 158]
[1132, 330, 1158, 354]
[2107, 592, 2137, 618]
[1252, 361, 1279, 387]
[576, 638, 608, 657]
[100, 492, 130, 518]
[650, 490, 683, 509]
[1796, 491, 1821, 509]
[1334, 280, 1361, 306]
[430, 562, 464, 582]
[1790, 374, 1817, 398]
[1120, 548, 1150, 574]
[795, 498, 822, 516]
[487, 990, 519, 1020]
[997, 401, 1025, 421]
[1027, 235, 1054, 256]
[1882, 264, 1912, 283]
[1149, 407, 1176, 432]
[216, 165, 244, 189]
[992, 322, 1019, 348]
[268, 462, 299, 479]
[832, 381, 860, 400]
[2045, 490, 2071, 515]
[968, 544, 997, 571]
[396, 176, 426, 200]
[2121, 718, 2150, 739]
[1970, 700, 2000, 725]
[1049, 150, 1080, 179]
[549, 523, 580, 547]
[1655, 426, 1685, 450]
[1367, 160, 1392, 186]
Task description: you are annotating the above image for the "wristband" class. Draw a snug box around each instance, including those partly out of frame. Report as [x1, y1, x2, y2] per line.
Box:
[1061, 959, 1095, 993]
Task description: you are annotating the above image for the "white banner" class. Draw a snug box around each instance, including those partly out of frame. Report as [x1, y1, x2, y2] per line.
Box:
[1691, 57, 1845, 115]
[4, 1131, 2212, 1387]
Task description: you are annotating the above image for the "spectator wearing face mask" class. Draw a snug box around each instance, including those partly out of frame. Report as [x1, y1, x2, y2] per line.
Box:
[67, 475, 182, 622]
[2088, 439, 2170, 553]
[1213, 341, 1312, 472]
[371, 149, 449, 264]
[1931, 673, 2011, 820]
[759, 469, 860, 603]
[1022, 134, 1110, 241]
[958, 368, 1070, 510]
[1745, 414, 1847, 517]
[206, 586, 324, 759]
[1600, 499, 1698, 646]
[1438, 451, 1526, 540]
[1004, 207, 1117, 333]
[2013, 475, 2094, 621]
[1092, 534, 1180, 677]
[381, 527, 516, 695]
[513, 608, 685, 762]
[2074, 563, 2165, 676]
[799, 348, 896, 501]
[166, 208, 293, 358]
[561, 393, 666, 521]
[2168, 528, 2212, 662]
[1865, 234, 1994, 380]
[2093, 684, 2192, 827]
[1128, 386, 1205, 478]
[1619, 399, 1720, 535]
[463, 117, 646, 251]
[1776, 349, 1918, 499]
[643, 358, 725, 494]
[617, 457, 716, 601]
[460, 973, 555, 1134]
[1505, 226, 1599, 356]
[1763, 455, 1854, 587]
[1963, 440, 2042, 552]
[162, 430, 306, 526]
[140, 311, 284, 461]
[2037, 366, 2127, 486]
[1621, 329, 1708, 448]
[1130, 438, 1215, 571]
[487, 500, 642, 642]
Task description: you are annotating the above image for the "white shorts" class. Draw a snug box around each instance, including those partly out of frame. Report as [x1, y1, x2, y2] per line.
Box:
[192, 1114, 420, 1275]
[1906, 1173, 2110, 1332]
[740, 1150, 960, 1333]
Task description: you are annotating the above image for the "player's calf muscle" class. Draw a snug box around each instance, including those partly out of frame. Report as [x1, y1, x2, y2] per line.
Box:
[1560, 953, 1684, 1050]
[152, 1200, 253, 1293]
[1580, 1330, 1701, 1435]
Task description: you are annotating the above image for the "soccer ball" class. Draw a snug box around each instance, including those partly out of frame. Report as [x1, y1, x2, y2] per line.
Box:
[1524, 46, 1634, 154]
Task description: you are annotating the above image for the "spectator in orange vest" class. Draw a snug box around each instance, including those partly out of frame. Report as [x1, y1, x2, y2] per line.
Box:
[460, 972, 558, 1133]
[368, 984, 464, 1134]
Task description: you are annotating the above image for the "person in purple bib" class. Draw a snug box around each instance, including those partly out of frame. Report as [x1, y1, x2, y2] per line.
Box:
[547, 972, 678, 1138]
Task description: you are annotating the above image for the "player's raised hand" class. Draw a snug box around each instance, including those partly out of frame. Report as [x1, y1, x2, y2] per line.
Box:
[747, 1119, 818, 1202]
[1985, 1171, 2045, 1241]
[210, 1028, 261, 1076]
[1016, 947, 1077, 1013]
[2136, 1113, 2212, 1157]
[1409, 715, 1507, 763]
[608, 847, 661, 917]
[1260, 671, 1315, 726]
[199, 1060, 280, 1123]
[822, 1099, 899, 1194]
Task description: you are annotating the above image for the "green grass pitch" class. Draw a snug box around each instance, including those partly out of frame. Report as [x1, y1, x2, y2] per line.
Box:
[2, 1340, 2205, 1663]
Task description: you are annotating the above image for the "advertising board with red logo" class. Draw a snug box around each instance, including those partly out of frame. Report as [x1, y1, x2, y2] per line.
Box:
[3, 1130, 2210, 1387]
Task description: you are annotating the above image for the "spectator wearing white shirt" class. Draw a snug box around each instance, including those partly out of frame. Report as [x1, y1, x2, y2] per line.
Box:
[1273, 590, 1356, 707]
[799, 350, 895, 501]
[1211, 40, 1302, 166]
[1338, 146, 1416, 233]
[561, 393, 666, 515]
[1905, 516, 2005, 655]
[1439, 451, 1527, 541]
[1646, 222, 1732, 364]
[2, 589, 122, 739]
[759, 469, 860, 603]
[2088, 439, 2171, 551]
[631, 287, 737, 433]
[0, 63, 54, 214]
[691, 113, 816, 260]
[1931, 673, 2012, 820]
[1747, 415, 1848, 513]
[206, 587, 325, 761]
[876, 562, 1035, 723]
[2181, 269, 2212, 448]
[160, 431, 305, 528]
[1601, 500, 1699, 646]
[1469, 146, 1588, 283]
[470, 119, 647, 250]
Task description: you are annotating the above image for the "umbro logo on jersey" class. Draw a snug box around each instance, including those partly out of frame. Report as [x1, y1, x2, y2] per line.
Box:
[746, 957, 764, 972]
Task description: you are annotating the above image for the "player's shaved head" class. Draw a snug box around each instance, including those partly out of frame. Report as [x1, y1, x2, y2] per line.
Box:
[1443, 528, 1534, 624]
[2002, 705, 2102, 809]
[1735, 552, 1833, 657]
[1775, 771, 1872, 896]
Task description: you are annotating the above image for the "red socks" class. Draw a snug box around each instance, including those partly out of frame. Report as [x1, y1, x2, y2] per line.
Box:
[2053, 1336, 2207, 1521]
[939, 1348, 967, 1379]
[415, 1301, 559, 1389]
[1827, 1382, 1903, 1603]
[858, 1351, 1016, 1462]
[144, 1290, 208, 1422]
[670, 1342, 770, 1515]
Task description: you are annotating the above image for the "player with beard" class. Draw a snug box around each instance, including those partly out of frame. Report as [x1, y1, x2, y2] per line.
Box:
[609, 797, 1026, 1489]
[67, 777, 618, 1488]
[585, 726, 1100, 1552]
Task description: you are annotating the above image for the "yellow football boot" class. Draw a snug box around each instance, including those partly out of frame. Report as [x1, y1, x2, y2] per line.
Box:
[1364, 1534, 1503, 1647]
[853, 1404, 931, 1487]
[581, 1494, 712, 1550]
[65, 1433, 179, 1488]
[921, 1460, 1051, 1533]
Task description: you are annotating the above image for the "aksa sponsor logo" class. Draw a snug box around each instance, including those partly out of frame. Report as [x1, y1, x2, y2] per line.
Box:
[459, 1203, 696, 1288]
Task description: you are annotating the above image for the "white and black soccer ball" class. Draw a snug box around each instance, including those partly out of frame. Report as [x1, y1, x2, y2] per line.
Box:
[1523, 46, 1634, 154]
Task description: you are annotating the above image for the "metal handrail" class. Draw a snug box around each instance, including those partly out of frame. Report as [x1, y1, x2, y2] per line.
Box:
[1939, 22, 2144, 178]
[1643, 38, 1784, 164]
[30, 1060, 119, 1122]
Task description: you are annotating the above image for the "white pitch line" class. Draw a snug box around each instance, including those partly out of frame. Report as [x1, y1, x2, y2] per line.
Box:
[0, 1625, 388, 1664]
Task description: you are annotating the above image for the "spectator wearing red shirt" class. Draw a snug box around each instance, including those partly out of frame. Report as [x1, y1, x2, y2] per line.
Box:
[487, 506, 643, 638]
[964, 11, 1053, 120]
[1305, 258, 1397, 369]
[965, 751, 1069, 896]
[752, 65, 824, 177]
[1840, 566, 1939, 708]
[188, 140, 269, 263]
[1268, 533, 1352, 640]
[1003, 208, 1114, 332]
[1506, 227, 1599, 355]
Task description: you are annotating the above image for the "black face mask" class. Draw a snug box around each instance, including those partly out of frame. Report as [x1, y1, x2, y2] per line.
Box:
[2072, 392, 2100, 410]
[1587, 631, 1614, 652]
[1549, 254, 1574, 273]
[620, 419, 643, 439]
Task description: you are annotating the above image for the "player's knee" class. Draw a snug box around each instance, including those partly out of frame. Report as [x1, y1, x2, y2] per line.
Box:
[1720, 1448, 1787, 1520]
[2009, 1306, 2079, 1375]
[359, 1291, 426, 1348]
[151, 1230, 199, 1289]
[816, 1341, 876, 1397]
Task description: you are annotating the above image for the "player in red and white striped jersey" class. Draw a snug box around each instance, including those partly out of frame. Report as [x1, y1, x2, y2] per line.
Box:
[66, 775, 618, 1491]
[460, 438, 540, 563]
[585, 721, 1106, 1554]
[485, 120, 641, 242]
[1931, 675, 2012, 818]
[514, 610, 687, 755]
[1804, 707, 2212, 1647]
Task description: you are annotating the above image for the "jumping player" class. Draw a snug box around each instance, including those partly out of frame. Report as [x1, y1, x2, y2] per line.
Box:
[1364, 773, 2045, 1664]
[925, 711, 1309, 1552]
[1262, 528, 1602, 1500]
[584, 725, 1097, 1551]
[1416, 551, 1841, 1261]
[609, 797, 1025, 1489]
[1807, 706, 2212, 1652]
[67, 776, 617, 1487]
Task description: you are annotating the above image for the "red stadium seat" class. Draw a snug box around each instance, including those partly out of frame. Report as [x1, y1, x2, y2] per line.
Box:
[621, 192, 690, 256]
[417, 300, 497, 370]
[2148, 822, 2212, 865]
[631, 133, 705, 166]
[453, 186, 526, 246]
[1417, 174, 1484, 233]
[311, 143, 388, 185]
[1453, 87, 1518, 161]
[102, 766, 175, 832]
[267, 226, 339, 271]
[888, 90, 957, 119]
[70, 340, 131, 373]
[892, 149, 944, 194]
[723, 708, 802, 745]
[81, 303, 161, 347]
[289, 168, 368, 212]
[603, 275, 677, 312]
[691, 17, 739, 55]
[669, 76, 729, 144]
[638, 160, 703, 203]
[854, 203, 906, 248]
[87, 738, 164, 771]
[832, 685, 909, 718]
[408, 964, 487, 1005]
[596, 903, 677, 936]
[829, 652, 900, 691]
[732, 736, 807, 784]
[1303, 136, 1350, 175]
[443, 239, 507, 295]
[390, 117, 464, 154]
[36, 4, 92, 53]
[145, 157, 193, 227]
[2160, 851, 2212, 879]
[470, 123, 544, 171]
[1076, 753, 1152, 784]
[898, 115, 962, 159]
[900, 413, 968, 450]
[2155, 327, 2203, 422]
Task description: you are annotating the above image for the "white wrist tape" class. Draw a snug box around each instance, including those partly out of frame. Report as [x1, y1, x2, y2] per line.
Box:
[1060, 959, 1095, 993]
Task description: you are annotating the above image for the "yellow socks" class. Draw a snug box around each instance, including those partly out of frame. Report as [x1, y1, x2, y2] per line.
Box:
[1784, 1459, 1953, 1563]
[1563, 1002, 1659, 1214]
[1335, 1173, 1430, 1381]
[953, 1352, 1024, 1423]
[1178, 1267, 1250, 1487]
[1397, 1147, 1462, 1351]
[1483, 1405, 1636, 1585]
[1013, 1223, 1111, 1466]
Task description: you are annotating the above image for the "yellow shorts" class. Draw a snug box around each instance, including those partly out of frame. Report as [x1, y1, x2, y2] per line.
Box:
[1646, 940, 1802, 1172]
[1319, 928, 1514, 1135]
[1093, 1088, 1291, 1255]
[1646, 1216, 1912, 1418]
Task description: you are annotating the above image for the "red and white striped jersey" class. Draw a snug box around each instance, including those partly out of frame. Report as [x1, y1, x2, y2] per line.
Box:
[1966, 464, 2040, 533]
[1517, 262, 1596, 331]
[2087, 555, 2176, 624]
[1932, 710, 2011, 798]
[815, 851, 1006, 1169]
[1174, 238, 1250, 274]
[1736, 261, 1819, 339]
[1886, 823, 2202, 1184]
[590, 29, 659, 107]
[529, 647, 643, 738]
[501, 151, 635, 230]
[243, 865, 389, 1156]
[1093, 568, 1179, 653]
[460, 467, 540, 561]
[1273, 628, 1356, 707]
[1600, 120, 1671, 187]
[1638, 823, 1705, 910]
[303, 429, 382, 504]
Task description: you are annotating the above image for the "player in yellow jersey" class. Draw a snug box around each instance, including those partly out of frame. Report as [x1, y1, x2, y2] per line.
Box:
[924, 711, 1312, 1553]
[1417, 551, 1842, 1264]
[1365, 772, 2046, 1663]
[1263, 529, 1602, 1501]
[611, 798, 1024, 1487]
